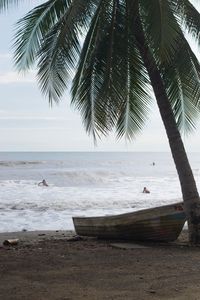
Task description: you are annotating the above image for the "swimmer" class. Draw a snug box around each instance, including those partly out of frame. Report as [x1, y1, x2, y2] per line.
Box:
[143, 187, 150, 194]
[38, 179, 48, 187]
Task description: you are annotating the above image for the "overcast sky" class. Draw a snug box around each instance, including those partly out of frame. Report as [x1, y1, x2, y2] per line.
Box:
[0, 1, 200, 152]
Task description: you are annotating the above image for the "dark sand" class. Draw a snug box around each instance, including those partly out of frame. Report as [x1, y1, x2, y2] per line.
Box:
[1, 230, 200, 300]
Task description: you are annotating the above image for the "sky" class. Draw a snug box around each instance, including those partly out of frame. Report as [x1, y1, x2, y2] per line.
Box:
[0, 1, 200, 152]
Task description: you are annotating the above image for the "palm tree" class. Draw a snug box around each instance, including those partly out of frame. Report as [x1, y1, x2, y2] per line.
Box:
[1, 0, 200, 244]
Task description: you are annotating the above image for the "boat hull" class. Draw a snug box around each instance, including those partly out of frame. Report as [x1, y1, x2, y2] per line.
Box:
[73, 203, 186, 242]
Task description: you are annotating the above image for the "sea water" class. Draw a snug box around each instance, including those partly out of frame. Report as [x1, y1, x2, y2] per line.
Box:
[0, 152, 200, 233]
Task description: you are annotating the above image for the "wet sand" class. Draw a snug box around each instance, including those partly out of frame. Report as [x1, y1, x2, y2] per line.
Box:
[0, 230, 200, 300]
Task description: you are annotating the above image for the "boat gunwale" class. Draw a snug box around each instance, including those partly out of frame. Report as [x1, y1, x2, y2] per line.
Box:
[73, 202, 185, 224]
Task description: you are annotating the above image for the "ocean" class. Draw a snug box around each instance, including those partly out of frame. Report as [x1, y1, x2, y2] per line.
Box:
[0, 151, 200, 233]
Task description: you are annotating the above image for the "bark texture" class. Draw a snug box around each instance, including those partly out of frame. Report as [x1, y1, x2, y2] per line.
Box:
[134, 8, 200, 244]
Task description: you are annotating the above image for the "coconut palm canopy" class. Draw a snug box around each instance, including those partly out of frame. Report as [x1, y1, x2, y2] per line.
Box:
[1, 0, 200, 141]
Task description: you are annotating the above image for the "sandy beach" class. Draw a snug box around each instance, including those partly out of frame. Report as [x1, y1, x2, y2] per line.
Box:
[1, 230, 200, 300]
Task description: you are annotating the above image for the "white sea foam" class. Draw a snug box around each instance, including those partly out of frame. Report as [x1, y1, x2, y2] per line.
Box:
[0, 152, 199, 232]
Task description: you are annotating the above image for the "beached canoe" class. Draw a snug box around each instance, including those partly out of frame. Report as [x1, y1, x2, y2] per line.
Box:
[73, 202, 186, 242]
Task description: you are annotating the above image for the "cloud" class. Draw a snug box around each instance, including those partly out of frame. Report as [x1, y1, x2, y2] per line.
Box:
[0, 109, 66, 121]
[0, 115, 65, 121]
[0, 127, 70, 130]
[0, 70, 36, 84]
[0, 53, 12, 59]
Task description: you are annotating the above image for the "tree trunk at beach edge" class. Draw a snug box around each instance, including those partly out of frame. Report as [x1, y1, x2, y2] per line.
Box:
[135, 14, 200, 245]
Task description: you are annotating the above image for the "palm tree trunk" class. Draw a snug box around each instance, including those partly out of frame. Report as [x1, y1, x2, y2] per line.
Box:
[134, 12, 200, 244]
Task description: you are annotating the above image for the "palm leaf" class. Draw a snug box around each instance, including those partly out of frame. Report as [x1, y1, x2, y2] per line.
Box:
[37, 0, 98, 104]
[71, 0, 107, 138]
[72, 0, 151, 139]
[139, 0, 183, 64]
[117, 0, 151, 140]
[72, 0, 114, 138]
[72, 0, 124, 138]
[116, 46, 151, 140]
[37, 7, 80, 104]
[171, 0, 200, 44]
[0, 0, 24, 11]
[14, 0, 71, 71]
[163, 40, 200, 134]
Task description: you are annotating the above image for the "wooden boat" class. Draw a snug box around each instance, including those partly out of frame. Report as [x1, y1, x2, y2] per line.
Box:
[73, 202, 186, 242]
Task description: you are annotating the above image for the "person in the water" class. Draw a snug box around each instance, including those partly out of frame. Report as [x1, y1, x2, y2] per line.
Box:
[143, 187, 150, 194]
[38, 179, 48, 187]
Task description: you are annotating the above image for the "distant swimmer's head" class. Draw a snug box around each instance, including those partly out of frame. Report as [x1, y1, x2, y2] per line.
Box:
[42, 179, 48, 186]
[143, 187, 150, 193]
[38, 179, 48, 187]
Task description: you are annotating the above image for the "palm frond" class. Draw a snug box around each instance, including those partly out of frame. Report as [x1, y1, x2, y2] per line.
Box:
[37, 7, 79, 104]
[170, 0, 200, 44]
[37, 0, 98, 104]
[0, 0, 24, 12]
[163, 40, 200, 134]
[71, 0, 107, 138]
[116, 47, 151, 140]
[14, 0, 71, 71]
[72, 0, 125, 138]
[71, 0, 102, 102]
[72, 0, 151, 140]
[71, 0, 114, 138]
[139, 0, 182, 64]
[117, 0, 151, 140]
